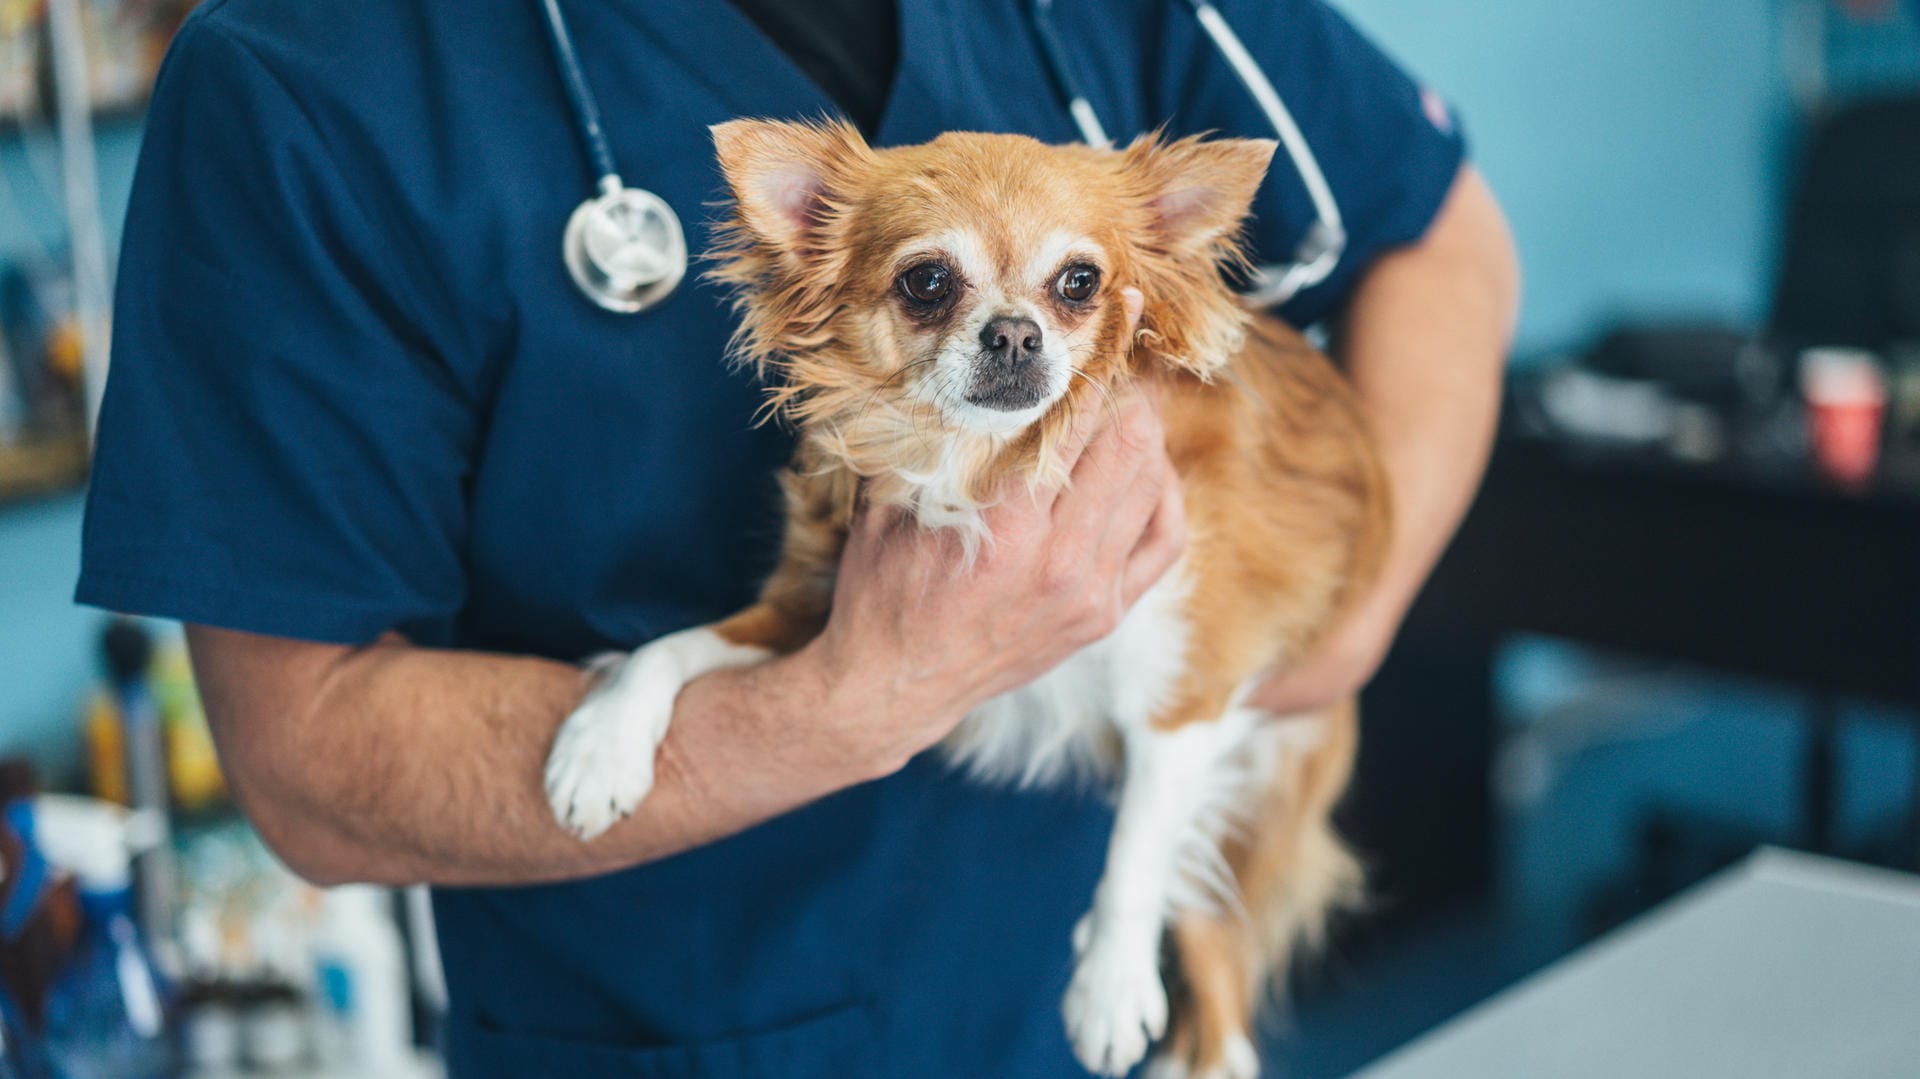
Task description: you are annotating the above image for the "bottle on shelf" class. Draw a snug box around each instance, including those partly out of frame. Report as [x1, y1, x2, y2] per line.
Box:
[32, 795, 173, 1079]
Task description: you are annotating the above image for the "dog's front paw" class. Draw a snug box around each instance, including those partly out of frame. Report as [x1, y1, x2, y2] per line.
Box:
[543, 627, 772, 841]
[1062, 924, 1168, 1077]
[543, 651, 671, 841]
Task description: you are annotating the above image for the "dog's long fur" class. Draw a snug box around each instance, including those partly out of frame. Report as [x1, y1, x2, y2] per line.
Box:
[543, 119, 1390, 1078]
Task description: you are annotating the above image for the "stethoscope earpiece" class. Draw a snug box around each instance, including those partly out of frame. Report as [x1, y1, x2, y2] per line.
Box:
[563, 181, 687, 314]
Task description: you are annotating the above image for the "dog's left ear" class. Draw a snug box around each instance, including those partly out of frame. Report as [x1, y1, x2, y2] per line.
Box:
[712, 118, 869, 262]
[1117, 136, 1274, 379]
[1121, 135, 1277, 257]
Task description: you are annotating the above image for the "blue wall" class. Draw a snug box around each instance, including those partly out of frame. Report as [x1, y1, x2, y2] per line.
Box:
[0, 3, 1804, 770]
[1341, 0, 1795, 354]
[1, 122, 143, 778]
[0, 491, 96, 775]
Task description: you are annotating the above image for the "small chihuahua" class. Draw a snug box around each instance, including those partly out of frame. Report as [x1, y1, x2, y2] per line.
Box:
[545, 119, 1390, 1079]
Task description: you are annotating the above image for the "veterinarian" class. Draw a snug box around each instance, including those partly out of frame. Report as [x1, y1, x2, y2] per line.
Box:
[80, 0, 1517, 1074]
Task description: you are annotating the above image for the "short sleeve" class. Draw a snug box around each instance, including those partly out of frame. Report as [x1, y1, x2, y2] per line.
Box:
[77, 14, 476, 645]
[1148, 0, 1467, 326]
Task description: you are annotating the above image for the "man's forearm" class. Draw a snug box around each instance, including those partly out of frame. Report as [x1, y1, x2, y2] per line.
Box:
[189, 626, 860, 887]
[1339, 166, 1517, 642]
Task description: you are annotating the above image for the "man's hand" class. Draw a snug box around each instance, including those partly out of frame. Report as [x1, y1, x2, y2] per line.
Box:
[795, 395, 1186, 780]
[1244, 590, 1398, 717]
[746, 287, 1181, 781]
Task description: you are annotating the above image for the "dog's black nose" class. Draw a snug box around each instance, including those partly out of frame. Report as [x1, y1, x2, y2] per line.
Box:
[979, 317, 1043, 369]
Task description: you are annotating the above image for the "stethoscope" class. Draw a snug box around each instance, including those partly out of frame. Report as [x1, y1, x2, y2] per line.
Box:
[539, 0, 1346, 315]
[538, 0, 686, 314]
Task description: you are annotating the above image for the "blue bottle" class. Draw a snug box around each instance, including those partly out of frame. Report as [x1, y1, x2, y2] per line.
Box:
[42, 885, 170, 1079]
[0, 799, 70, 1079]
[34, 799, 172, 1079]
[0, 985, 34, 1079]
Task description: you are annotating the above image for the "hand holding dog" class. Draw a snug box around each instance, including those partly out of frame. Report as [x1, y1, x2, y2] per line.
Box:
[795, 291, 1187, 780]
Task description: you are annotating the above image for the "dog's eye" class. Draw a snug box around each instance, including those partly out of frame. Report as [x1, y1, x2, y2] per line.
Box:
[898, 263, 953, 305]
[1056, 264, 1101, 303]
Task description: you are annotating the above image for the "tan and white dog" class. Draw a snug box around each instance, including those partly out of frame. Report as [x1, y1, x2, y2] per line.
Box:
[543, 119, 1390, 1079]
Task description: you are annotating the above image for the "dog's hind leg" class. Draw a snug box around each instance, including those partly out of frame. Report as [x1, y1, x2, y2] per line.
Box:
[1149, 915, 1262, 1079]
[1151, 699, 1363, 1079]
[1062, 687, 1257, 1077]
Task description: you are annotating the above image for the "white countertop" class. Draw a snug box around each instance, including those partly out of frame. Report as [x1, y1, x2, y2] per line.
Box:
[1353, 848, 1920, 1079]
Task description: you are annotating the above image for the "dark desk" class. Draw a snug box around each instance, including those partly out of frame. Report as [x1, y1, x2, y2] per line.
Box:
[1351, 433, 1920, 924]
[1426, 437, 1920, 702]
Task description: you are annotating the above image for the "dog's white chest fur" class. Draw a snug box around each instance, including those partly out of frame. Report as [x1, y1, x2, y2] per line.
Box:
[941, 567, 1192, 787]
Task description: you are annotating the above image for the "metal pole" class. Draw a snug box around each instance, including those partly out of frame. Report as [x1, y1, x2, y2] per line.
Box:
[44, 0, 114, 436]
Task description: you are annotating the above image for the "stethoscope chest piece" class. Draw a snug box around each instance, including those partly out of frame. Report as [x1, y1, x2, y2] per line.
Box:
[539, 0, 1338, 316]
[563, 181, 687, 314]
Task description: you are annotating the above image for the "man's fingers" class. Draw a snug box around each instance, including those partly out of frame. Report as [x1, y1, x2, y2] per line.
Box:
[1120, 477, 1187, 606]
[1065, 389, 1160, 491]
[853, 501, 892, 538]
[1050, 394, 1161, 546]
[1040, 289, 1148, 499]
[1091, 446, 1171, 578]
[850, 501, 917, 558]
[1045, 391, 1123, 501]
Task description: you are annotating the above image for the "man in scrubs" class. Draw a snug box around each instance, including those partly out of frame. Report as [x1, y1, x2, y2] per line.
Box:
[80, 0, 1518, 1074]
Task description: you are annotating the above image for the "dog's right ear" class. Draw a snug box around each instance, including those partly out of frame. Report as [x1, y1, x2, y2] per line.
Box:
[711, 118, 869, 263]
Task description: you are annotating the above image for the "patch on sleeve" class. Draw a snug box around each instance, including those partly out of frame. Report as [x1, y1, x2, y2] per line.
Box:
[1420, 86, 1454, 134]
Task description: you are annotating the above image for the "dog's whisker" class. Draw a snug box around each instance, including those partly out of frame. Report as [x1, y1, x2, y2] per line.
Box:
[1069, 368, 1122, 426]
[854, 355, 940, 432]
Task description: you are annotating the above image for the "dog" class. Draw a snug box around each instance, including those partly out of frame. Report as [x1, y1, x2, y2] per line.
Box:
[544, 118, 1391, 1079]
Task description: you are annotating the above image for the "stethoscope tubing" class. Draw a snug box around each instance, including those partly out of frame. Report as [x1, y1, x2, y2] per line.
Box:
[538, 0, 620, 189]
[1026, 0, 1348, 308]
[542, 0, 1350, 312]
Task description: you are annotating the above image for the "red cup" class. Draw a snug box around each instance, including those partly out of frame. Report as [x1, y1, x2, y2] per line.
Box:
[1800, 348, 1887, 488]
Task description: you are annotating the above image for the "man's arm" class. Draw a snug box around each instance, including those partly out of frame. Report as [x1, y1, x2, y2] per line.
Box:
[1250, 166, 1519, 714]
[187, 625, 850, 887]
[191, 367, 1185, 888]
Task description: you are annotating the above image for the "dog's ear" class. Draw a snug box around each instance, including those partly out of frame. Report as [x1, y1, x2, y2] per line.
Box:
[1121, 135, 1277, 257]
[1116, 136, 1273, 379]
[711, 118, 869, 261]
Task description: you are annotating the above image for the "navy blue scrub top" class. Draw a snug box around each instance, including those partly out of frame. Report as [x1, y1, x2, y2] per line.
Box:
[79, 1, 1464, 1074]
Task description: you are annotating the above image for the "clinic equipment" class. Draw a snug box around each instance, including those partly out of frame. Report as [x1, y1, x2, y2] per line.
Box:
[536, 0, 1347, 313]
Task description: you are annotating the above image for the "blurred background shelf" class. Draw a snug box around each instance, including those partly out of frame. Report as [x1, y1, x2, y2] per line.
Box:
[0, 430, 88, 501]
[0, 97, 148, 137]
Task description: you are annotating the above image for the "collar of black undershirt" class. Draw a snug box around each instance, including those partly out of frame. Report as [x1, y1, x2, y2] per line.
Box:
[726, 0, 902, 137]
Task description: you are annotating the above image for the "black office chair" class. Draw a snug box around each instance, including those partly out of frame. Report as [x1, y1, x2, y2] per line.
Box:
[1769, 94, 1920, 354]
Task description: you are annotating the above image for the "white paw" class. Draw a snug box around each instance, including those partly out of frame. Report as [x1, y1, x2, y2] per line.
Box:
[1073, 911, 1097, 955]
[1221, 1034, 1261, 1079]
[1062, 922, 1168, 1077]
[1143, 1057, 1184, 1079]
[543, 628, 767, 841]
[544, 652, 670, 840]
